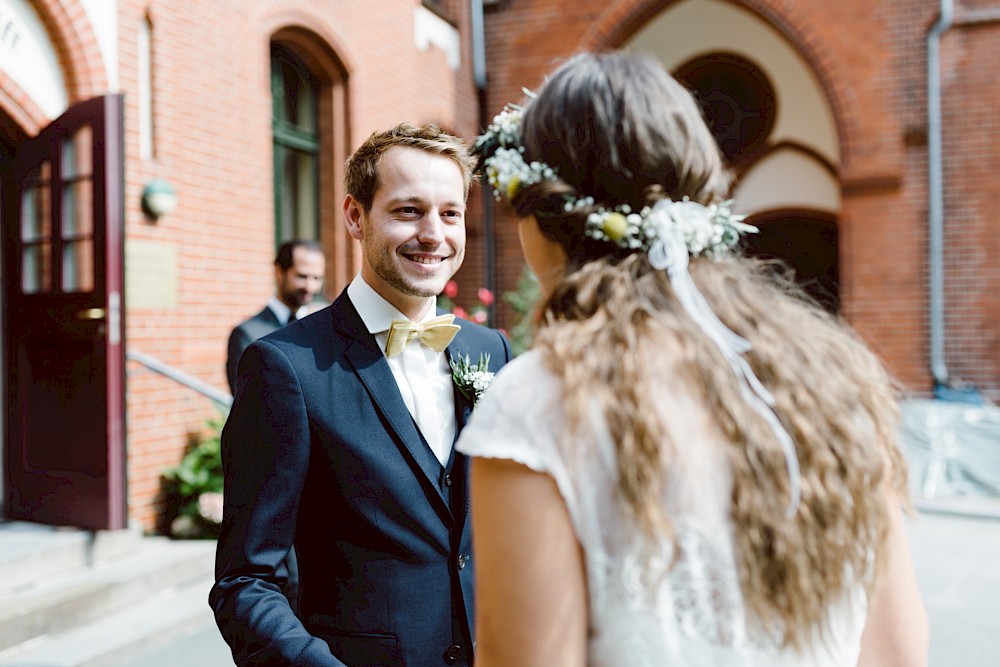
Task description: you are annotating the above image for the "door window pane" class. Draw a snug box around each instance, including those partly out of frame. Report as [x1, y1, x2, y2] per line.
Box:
[22, 244, 51, 293]
[60, 127, 95, 293]
[62, 240, 95, 292]
[21, 160, 53, 294]
[62, 180, 94, 238]
[61, 125, 93, 179]
[20, 161, 52, 242]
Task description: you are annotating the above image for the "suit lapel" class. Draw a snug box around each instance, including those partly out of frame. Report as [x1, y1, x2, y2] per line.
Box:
[445, 325, 480, 527]
[445, 325, 477, 433]
[331, 295, 452, 523]
[258, 306, 280, 327]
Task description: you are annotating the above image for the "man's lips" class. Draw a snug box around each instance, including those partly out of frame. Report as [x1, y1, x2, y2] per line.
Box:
[401, 252, 448, 265]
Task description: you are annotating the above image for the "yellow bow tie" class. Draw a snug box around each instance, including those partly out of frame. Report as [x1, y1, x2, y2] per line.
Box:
[384, 315, 461, 357]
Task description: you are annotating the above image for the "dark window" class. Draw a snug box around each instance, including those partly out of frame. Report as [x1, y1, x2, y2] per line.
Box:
[271, 43, 319, 246]
[674, 53, 776, 165]
[743, 212, 840, 313]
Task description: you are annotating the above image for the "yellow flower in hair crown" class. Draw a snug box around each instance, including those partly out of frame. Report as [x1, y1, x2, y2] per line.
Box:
[601, 212, 628, 242]
[474, 104, 555, 202]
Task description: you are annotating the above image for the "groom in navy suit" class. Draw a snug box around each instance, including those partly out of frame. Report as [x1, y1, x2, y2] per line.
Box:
[210, 123, 512, 667]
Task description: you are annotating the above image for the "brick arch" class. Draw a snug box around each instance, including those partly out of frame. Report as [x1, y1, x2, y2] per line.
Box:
[254, 3, 356, 79]
[30, 0, 109, 102]
[576, 0, 859, 172]
[0, 71, 49, 137]
[254, 3, 357, 295]
[271, 26, 352, 86]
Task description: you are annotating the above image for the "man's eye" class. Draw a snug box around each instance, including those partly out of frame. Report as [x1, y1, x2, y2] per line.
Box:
[398, 207, 421, 216]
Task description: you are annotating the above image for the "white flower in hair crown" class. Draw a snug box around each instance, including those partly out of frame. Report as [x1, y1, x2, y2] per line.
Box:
[474, 102, 758, 259]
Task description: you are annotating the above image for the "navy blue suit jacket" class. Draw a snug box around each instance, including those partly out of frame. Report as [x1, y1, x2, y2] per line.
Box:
[210, 289, 512, 667]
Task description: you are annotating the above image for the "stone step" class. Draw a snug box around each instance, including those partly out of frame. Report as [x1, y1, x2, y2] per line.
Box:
[0, 521, 145, 593]
[104, 609, 233, 667]
[0, 576, 223, 667]
[0, 535, 216, 653]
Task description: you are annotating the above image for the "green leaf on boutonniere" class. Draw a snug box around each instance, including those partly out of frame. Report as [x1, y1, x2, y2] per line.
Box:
[451, 352, 494, 407]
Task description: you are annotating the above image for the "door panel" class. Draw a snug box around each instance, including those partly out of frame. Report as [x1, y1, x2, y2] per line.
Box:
[4, 95, 126, 530]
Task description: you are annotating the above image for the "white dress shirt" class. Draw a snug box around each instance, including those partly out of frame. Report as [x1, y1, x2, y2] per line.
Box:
[347, 274, 457, 466]
[266, 296, 309, 325]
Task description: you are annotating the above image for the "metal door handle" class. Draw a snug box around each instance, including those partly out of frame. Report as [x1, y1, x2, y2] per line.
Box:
[77, 308, 106, 320]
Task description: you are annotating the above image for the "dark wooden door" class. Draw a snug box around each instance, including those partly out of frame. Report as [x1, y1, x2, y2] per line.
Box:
[3, 95, 126, 530]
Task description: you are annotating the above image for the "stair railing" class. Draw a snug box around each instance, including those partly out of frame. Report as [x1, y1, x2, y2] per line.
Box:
[125, 349, 233, 409]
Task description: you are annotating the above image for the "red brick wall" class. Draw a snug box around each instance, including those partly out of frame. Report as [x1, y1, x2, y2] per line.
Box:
[10, 0, 999, 533]
[482, 0, 1000, 401]
[114, 0, 481, 530]
[938, 13, 1000, 395]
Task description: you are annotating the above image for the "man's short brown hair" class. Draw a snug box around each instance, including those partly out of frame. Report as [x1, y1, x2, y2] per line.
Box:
[344, 123, 477, 212]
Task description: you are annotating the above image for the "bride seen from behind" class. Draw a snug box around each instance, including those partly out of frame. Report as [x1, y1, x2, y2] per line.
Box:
[455, 51, 928, 667]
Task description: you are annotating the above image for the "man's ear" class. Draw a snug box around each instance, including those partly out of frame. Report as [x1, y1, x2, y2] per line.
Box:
[344, 195, 364, 240]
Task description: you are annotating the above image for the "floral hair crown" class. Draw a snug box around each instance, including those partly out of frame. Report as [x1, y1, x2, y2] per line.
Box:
[473, 103, 758, 260]
[474, 101, 802, 519]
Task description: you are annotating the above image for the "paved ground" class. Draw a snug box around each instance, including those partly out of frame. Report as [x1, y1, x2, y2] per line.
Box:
[907, 507, 1000, 667]
[117, 504, 1000, 667]
[113, 620, 231, 667]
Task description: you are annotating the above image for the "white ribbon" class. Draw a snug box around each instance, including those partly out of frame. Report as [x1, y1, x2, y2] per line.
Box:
[647, 201, 801, 518]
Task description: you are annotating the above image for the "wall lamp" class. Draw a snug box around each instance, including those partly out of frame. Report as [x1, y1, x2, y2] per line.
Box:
[141, 179, 178, 220]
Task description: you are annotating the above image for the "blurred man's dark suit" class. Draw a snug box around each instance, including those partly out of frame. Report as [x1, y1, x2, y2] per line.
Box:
[226, 305, 284, 394]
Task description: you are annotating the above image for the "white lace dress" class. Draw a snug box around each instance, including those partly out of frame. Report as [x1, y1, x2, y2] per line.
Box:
[456, 351, 868, 667]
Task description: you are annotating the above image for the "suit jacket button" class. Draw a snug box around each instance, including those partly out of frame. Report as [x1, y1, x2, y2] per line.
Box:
[443, 643, 463, 664]
[444, 474, 453, 487]
[457, 554, 468, 569]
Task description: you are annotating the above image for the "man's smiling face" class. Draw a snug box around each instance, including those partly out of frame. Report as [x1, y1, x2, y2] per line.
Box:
[346, 145, 467, 319]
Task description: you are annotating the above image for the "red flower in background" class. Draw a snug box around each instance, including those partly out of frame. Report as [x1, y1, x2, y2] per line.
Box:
[439, 281, 495, 326]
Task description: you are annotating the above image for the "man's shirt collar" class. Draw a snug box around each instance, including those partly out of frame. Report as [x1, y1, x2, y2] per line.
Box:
[347, 274, 437, 335]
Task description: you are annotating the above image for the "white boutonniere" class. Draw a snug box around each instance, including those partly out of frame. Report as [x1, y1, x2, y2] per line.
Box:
[451, 353, 494, 407]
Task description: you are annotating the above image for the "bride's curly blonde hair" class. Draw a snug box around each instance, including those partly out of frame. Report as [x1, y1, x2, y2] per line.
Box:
[511, 51, 908, 648]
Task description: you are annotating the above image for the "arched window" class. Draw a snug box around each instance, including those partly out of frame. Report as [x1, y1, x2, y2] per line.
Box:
[674, 53, 776, 166]
[271, 43, 319, 245]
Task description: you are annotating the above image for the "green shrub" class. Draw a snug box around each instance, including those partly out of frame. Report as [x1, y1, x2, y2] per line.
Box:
[162, 414, 225, 539]
[502, 267, 540, 356]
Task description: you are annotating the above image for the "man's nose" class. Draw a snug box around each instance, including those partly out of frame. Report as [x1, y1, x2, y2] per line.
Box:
[416, 212, 445, 244]
[305, 276, 323, 294]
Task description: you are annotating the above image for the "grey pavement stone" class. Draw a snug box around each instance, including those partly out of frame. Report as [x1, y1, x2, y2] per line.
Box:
[111, 621, 232, 667]
[907, 510, 1000, 667]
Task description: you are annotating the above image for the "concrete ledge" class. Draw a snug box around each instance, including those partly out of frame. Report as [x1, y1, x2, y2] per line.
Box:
[915, 496, 1000, 521]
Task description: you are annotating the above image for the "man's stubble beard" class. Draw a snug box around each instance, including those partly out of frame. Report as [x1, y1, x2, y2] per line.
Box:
[366, 243, 463, 300]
